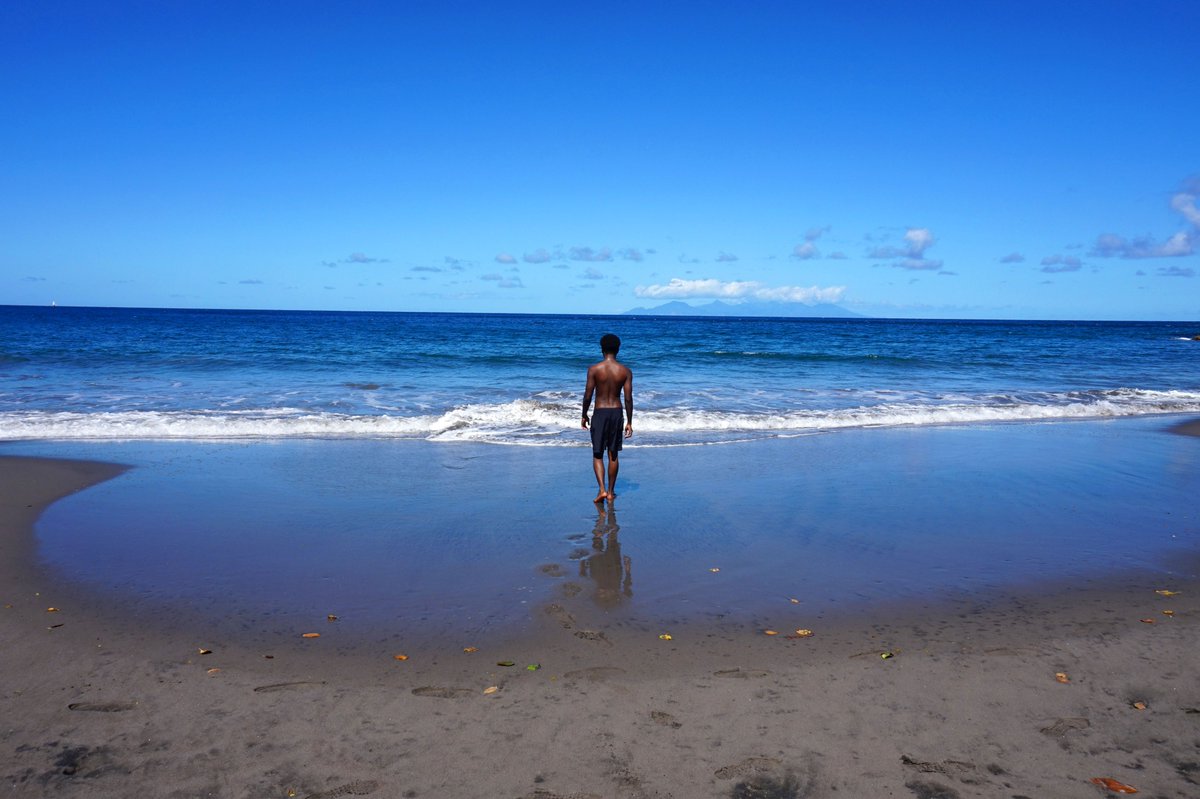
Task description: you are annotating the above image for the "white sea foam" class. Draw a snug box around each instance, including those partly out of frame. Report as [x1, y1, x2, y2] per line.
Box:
[2, 389, 1199, 444]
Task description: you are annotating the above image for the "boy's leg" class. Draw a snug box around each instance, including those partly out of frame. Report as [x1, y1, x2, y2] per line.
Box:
[606, 451, 619, 499]
[592, 456, 607, 503]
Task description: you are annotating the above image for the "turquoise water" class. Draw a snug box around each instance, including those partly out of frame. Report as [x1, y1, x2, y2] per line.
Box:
[2, 305, 1199, 445]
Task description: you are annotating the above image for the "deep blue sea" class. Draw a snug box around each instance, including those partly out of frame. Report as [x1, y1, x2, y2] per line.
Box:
[2, 305, 1199, 444]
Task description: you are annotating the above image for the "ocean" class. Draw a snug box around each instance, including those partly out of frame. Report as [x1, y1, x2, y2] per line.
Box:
[3, 305, 1199, 641]
[2, 305, 1199, 444]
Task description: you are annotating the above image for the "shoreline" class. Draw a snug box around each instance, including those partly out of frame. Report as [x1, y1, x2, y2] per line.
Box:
[3, 430, 1200, 797]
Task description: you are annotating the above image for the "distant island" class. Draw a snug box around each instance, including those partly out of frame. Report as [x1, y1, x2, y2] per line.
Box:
[622, 300, 863, 318]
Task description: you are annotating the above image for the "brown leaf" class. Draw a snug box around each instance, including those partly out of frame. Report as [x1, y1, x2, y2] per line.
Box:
[463, 646, 478, 653]
[1139, 618, 1155, 624]
[301, 632, 321, 638]
[763, 630, 779, 636]
[483, 686, 499, 695]
[1161, 610, 1175, 617]
[206, 668, 221, 675]
[393, 654, 409, 661]
[1089, 776, 1138, 793]
[326, 614, 338, 622]
[46, 607, 60, 613]
[1155, 589, 1180, 597]
[1132, 701, 1147, 710]
[198, 648, 213, 655]
[1055, 672, 1070, 683]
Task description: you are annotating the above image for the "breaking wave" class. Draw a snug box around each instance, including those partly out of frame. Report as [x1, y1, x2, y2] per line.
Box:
[2, 389, 1199, 445]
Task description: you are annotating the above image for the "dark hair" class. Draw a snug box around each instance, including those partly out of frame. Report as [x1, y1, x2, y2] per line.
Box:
[600, 333, 621, 354]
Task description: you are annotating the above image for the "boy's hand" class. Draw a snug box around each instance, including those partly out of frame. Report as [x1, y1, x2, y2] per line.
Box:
[582, 415, 590, 429]
[624, 423, 633, 438]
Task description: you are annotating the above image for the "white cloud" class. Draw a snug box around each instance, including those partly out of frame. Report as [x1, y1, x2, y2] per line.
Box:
[494, 253, 517, 264]
[523, 248, 553, 263]
[868, 227, 939, 266]
[791, 241, 819, 260]
[1090, 231, 1194, 259]
[791, 225, 830, 259]
[618, 248, 644, 262]
[582, 267, 605, 280]
[1090, 178, 1199, 259]
[716, 251, 739, 262]
[1000, 252, 1025, 263]
[634, 278, 845, 305]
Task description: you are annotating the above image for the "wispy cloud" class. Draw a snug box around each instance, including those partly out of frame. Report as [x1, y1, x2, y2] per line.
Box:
[481, 273, 524, 288]
[444, 256, 469, 271]
[412, 266, 442, 273]
[635, 278, 845, 305]
[792, 242, 819, 260]
[1158, 265, 1195, 277]
[569, 246, 612, 262]
[869, 227, 943, 270]
[239, 279, 264, 285]
[1039, 255, 1083, 273]
[22, 276, 46, 282]
[791, 226, 829, 260]
[618, 248, 644, 262]
[582, 267, 605, 280]
[1000, 252, 1025, 263]
[347, 252, 386, 264]
[494, 253, 517, 264]
[523, 248, 554, 263]
[716, 251, 739, 262]
[1090, 178, 1199, 259]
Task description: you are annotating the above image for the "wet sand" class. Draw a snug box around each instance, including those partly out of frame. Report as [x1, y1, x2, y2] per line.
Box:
[1170, 417, 1200, 437]
[3, 427, 1200, 798]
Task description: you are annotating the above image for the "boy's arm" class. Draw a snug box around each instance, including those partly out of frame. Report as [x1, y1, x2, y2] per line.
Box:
[623, 369, 633, 437]
[581, 367, 595, 428]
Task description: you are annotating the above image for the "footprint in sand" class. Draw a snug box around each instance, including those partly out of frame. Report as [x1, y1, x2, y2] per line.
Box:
[539, 564, 566, 578]
[544, 603, 576, 629]
[573, 629, 610, 644]
[905, 780, 961, 799]
[650, 710, 681, 728]
[411, 686, 474, 699]
[303, 779, 380, 798]
[253, 681, 327, 693]
[67, 701, 137, 712]
[563, 666, 625, 682]
[713, 757, 782, 779]
[1038, 717, 1089, 737]
[713, 668, 771, 679]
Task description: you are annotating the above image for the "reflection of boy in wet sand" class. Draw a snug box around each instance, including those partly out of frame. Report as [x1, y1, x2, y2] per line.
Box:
[581, 333, 633, 504]
[580, 507, 632, 608]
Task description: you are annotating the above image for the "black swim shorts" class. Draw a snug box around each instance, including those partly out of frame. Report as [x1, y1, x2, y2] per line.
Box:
[590, 407, 625, 458]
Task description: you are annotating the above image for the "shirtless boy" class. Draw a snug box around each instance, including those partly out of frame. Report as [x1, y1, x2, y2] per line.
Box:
[581, 333, 633, 503]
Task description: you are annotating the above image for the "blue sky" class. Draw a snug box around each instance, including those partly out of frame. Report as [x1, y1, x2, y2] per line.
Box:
[3, 1, 1197, 319]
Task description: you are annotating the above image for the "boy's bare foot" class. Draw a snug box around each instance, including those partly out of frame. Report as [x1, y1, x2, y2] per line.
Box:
[606, 491, 616, 501]
[593, 491, 607, 504]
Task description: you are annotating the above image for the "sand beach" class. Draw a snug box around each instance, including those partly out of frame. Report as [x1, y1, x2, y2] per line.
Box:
[2, 419, 1199, 798]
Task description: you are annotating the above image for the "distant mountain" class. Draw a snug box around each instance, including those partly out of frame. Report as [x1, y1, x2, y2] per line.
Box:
[622, 300, 863, 318]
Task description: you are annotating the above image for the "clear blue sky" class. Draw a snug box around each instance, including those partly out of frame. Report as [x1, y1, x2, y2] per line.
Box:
[3, 1, 1197, 319]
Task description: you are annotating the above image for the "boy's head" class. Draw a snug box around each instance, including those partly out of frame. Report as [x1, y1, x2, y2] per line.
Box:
[600, 333, 621, 355]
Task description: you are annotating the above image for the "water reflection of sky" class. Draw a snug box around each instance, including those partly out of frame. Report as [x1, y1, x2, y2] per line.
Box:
[8, 416, 1199, 644]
